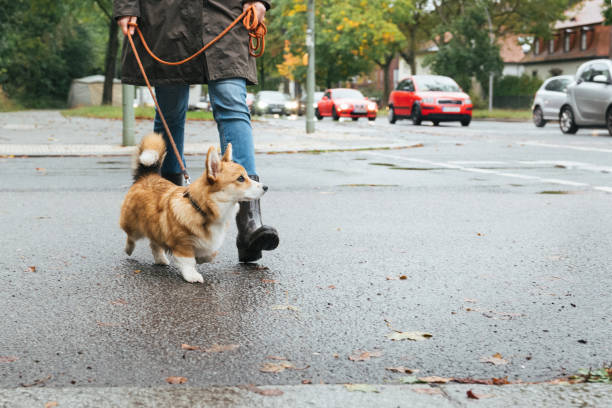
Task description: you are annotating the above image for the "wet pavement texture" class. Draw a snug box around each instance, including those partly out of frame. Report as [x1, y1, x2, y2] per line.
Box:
[1, 119, 612, 389]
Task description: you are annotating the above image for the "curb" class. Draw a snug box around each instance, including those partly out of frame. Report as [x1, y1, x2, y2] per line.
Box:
[0, 383, 609, 408]
[0, 143, 423, 158]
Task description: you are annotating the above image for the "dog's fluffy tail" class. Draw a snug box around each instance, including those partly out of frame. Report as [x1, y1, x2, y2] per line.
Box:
[133, 133, 167, 182]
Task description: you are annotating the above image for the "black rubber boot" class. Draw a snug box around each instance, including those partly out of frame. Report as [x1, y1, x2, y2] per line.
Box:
[236, 175, 279, 262]
[162, 173, 184, 186]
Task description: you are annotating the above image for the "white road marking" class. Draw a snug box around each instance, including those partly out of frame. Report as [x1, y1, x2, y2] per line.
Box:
[519, 160, 612, 174]
[365, 152, 611, 192]
[523, 141, 612, 153]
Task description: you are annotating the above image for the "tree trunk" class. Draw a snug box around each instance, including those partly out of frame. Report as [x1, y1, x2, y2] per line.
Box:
[378, 54, 394, 108]
[409, 25, 417, 75]
[102, 19, 119, 105]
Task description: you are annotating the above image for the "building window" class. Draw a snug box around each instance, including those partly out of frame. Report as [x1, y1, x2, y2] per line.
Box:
[580, 30, 587, 50]
[564, 31, 571, 52]
[534, 39, 540, 55]
[549, 39, 555, 54]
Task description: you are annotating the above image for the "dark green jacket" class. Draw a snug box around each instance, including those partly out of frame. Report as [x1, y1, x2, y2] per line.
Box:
[113, 0, 270, 85]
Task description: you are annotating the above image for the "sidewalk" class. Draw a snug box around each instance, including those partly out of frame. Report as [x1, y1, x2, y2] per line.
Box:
[0, 383, 609, 407]
[0, 110, 414, 156]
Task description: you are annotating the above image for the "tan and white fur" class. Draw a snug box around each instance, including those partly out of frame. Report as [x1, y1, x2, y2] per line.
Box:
[119, 133, 266, 283]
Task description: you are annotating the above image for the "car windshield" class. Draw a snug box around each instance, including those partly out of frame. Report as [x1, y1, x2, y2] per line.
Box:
[333, 89, 364, 99]
[258, 92, 288, 102]
[415, 76, 461, 92]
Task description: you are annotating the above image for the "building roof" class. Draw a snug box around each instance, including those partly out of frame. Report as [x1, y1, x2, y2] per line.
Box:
[498, 35, 525, 63]
[555, 0, 604, 29]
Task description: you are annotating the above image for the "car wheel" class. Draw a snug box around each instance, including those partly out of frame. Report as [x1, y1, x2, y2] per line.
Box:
[607, 107, 612, 136]
[352, 117, 359, 121]
[332, 106, 340, 121]
[432, 120, 440, 126]
[460, 118, 471, 127]
[368, 117, 376, 122]
[315, 108, 323, 120]
[388, 106, 397, 124]
[412, 105, 422, 126]
[559, 106, 578, 134]
[533, 106, 546, 127]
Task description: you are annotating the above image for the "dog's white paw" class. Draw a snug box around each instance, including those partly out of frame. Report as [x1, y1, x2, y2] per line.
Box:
[181, 269, 204, 283]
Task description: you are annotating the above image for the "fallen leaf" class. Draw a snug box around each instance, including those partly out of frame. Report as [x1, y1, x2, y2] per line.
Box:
[0, 356, 18, 363]
[261, 279, 277, 284]
[96, 321, 120, 327]
[133, 269, 141, 274]
[181, 344, 201, 351]
[344, 384, 379, 393]
[385, 366, 418, 374]
[165, 376, 187, 384]
[466, 390, 478, 399]
[20, 375, 52, 387]
[348, 350, 382, 361]
[259, 361, 295, 373]
[110, 298, 128, 306]
[492, 377, 511, 385]
[44, 402, 58, 408]
[413, 388, 442, 395]
[302, 379, 312, 384]
[418, 376, 453, 383]
[205, 344, 239, 353]
[28, 266, 36, 272]
[386, 276, 397, 280]
[480, 353, 508, 366]
[271, 305, 300, 312]
[36, 167, 46, 172]
[328, 285, 336, 289]
[239, 384, 283, 396]
[386, 331, 432, 341]
[464, 298, 477, 303]
[399, 275, 407, 280]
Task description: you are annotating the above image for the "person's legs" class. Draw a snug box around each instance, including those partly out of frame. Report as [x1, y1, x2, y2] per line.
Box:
[154, 84, 189, 185]
[208, 78, 256, 175]
[208, 78, 278, 262]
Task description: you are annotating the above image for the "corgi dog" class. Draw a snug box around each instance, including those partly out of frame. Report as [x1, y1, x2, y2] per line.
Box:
[119, 133, 267, 283]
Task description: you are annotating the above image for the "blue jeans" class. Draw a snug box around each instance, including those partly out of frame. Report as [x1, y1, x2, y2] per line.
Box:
[154, 79, 256, 176]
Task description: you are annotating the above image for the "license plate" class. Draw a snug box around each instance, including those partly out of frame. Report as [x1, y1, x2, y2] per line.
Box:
[442, 106, 460, 113]
[353, 110, 366, 114]
[271, 108, 281, 113]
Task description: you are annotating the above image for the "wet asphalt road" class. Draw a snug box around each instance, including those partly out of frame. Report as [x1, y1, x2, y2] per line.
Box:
[1, 118, 611, 389]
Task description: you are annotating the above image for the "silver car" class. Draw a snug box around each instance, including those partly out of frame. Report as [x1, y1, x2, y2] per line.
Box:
[560, 59, 612, 135]
[532, 75, 574, 127]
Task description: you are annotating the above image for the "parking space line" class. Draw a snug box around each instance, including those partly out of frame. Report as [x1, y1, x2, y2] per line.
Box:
[365, 152, 610, 192]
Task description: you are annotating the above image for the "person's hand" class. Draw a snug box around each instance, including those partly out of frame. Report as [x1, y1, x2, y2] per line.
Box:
[117, 16, 138, 36]
[242, 1, 266, 23]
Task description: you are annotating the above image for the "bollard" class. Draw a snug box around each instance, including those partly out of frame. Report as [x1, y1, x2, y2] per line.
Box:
[122, 84, 135, 146]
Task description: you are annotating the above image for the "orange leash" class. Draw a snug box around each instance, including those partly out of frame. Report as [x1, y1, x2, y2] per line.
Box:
[125, 5, 267, 183]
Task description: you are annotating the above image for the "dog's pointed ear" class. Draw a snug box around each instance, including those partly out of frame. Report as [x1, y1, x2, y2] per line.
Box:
[222, 143, 232, 162]
[206, 146, 221, 183]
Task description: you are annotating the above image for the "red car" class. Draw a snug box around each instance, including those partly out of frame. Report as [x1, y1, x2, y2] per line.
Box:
[316, 88, 378, 121]
[388, 75, 472, 126]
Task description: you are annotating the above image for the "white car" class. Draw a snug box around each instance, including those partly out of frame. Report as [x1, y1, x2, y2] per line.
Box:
[531, 75, 574, 127]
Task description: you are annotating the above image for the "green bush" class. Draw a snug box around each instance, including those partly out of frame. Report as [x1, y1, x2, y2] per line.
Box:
[494, 75, 542, 97]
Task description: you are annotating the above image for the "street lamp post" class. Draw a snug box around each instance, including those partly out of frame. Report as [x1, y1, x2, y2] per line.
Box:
[305, 0, 315, 134]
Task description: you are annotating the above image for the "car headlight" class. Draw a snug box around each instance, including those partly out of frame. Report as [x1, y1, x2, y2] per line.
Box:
[463, 98, 472, 105]
[285, 101, 298, 109]
[422, 97, 435, 104]
[367, 102, 377, 111]
[257, 101, 268, 109]
[339, 103, 350, 111]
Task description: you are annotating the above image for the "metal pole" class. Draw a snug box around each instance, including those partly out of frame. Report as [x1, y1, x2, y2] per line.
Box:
[305, 0, 315, 134]
[488, 73, 493, 111]
[122, 84, 135, 146]
[483, 2, 494, 111]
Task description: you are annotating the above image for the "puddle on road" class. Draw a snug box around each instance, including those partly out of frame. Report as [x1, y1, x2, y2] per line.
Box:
[509, 184, 524, 187]
[391, 167, 436, 171]
[369, 162, 395, 167]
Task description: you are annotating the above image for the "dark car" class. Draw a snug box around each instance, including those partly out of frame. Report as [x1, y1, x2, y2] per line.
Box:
[251, 91, 296, 116]
[388, 75, 472, 126]
[298, 91, 324, 116]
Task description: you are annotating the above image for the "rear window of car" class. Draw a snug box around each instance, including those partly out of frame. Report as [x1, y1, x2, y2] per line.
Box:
[414, 76, 461, 92]
[258, 92, 288, 102]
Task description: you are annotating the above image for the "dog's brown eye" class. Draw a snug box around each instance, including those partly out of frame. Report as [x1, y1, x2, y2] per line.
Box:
[237, 175, 245, 182]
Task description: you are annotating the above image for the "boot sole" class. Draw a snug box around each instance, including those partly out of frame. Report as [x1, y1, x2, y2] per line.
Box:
[238, 229, 279, 263]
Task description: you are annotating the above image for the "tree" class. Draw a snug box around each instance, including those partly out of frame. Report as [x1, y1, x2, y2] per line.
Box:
[392, 0, 435, 75]
[425, 4, 503, 92]
[92, 0, 119, 105]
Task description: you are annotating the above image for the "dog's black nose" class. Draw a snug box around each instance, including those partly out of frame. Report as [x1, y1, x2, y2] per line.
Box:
[263, 185, 268, 192]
